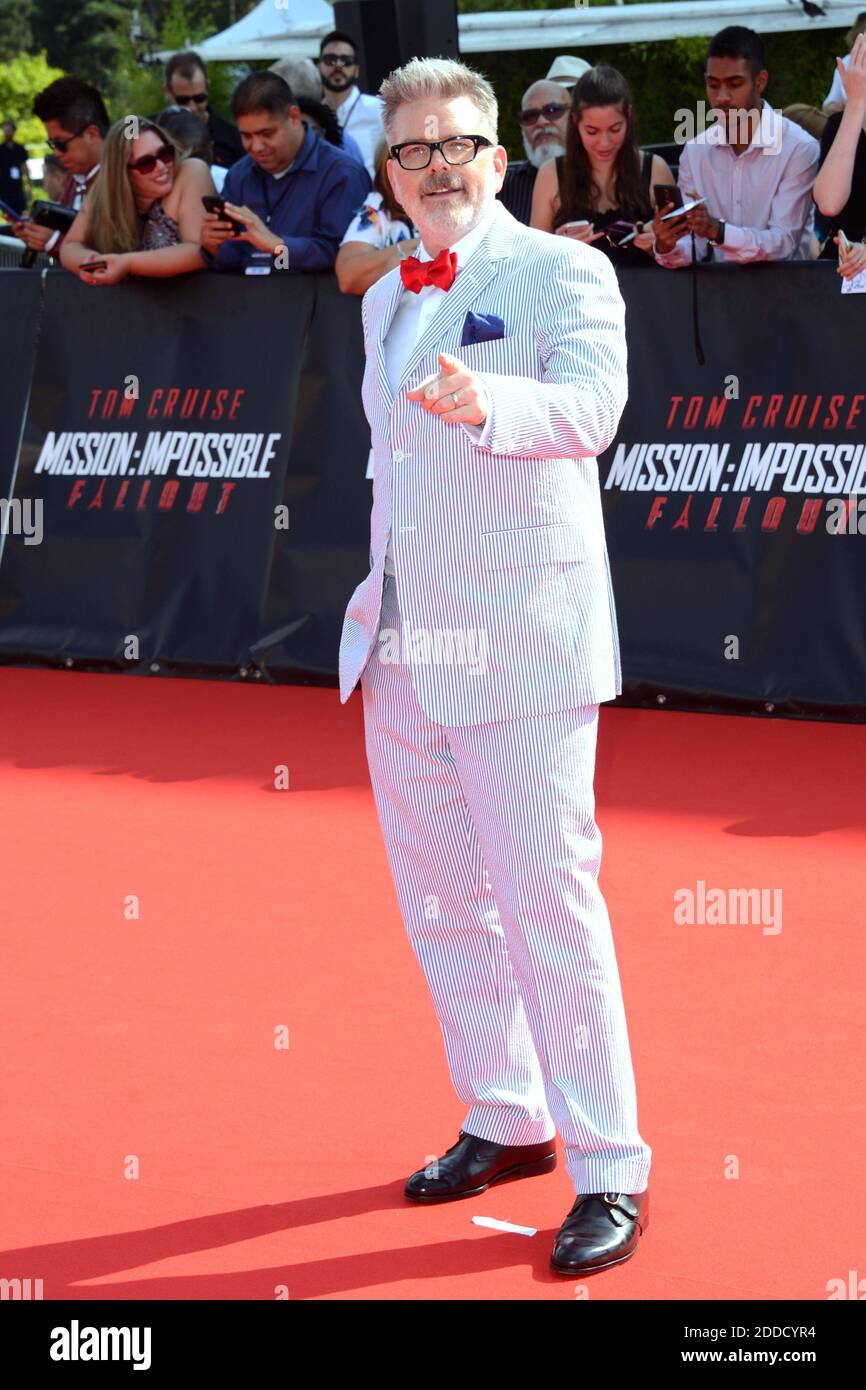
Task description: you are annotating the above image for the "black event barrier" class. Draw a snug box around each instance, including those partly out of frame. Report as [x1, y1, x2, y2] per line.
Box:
[0, 262, 863, 720]
[599, 261, 865, 721]
[0, 269, 371, 679]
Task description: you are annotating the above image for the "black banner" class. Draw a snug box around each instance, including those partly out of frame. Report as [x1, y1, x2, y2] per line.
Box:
[598, 261, 866, 719]
[0, 271, 370, 677]
[0, 262, 863, 718]
[0, 270, 43, 501]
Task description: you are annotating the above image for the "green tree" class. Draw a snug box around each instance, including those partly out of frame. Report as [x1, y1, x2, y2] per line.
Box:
[0, 50, 65, 150]
[0, 0, 34, 60]
[31, 0, 134, 86]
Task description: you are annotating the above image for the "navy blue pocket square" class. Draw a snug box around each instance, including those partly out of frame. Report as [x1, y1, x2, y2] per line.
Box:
[460, 310, 506, 346]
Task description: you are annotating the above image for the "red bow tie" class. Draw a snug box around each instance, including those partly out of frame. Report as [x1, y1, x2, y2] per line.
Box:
[400, 246, 458, 293]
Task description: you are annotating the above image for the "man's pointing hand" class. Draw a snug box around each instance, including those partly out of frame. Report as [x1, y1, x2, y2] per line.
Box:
[406, 351, 490, 426]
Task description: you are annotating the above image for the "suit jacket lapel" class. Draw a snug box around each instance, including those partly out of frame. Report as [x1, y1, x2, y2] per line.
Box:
[374, 201, 517, 409]
[374, 273, 406, 407]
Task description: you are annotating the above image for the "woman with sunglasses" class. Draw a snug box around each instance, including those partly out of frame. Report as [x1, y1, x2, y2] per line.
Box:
[60, 117, 215, 284]
[530, 65, 675, 267]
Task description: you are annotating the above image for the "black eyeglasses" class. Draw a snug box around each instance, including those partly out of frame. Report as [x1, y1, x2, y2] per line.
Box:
[319, 54, 356, 67]
[172, 92, 208, 106]
[517, 103, 568, 127]
[129, 143, 175, 175]
[47, 125, 88, 153]
[389, 135, 494, 170]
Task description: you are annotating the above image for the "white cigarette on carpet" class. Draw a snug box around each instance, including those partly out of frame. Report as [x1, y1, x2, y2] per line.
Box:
[472, 1215, 537, 1236]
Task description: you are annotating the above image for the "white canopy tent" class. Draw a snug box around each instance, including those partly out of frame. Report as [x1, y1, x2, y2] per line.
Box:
[162, 0, 864, 62]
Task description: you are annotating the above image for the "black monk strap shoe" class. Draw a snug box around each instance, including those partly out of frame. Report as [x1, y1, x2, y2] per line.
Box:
[550, 1190, 649, 1274]
[404, 1129, 557, 1202]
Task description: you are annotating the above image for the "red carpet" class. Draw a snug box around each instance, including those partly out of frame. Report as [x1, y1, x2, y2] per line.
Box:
[1, 667, 864, 1300]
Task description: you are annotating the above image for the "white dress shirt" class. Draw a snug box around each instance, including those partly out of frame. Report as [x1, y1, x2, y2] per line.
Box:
[334, 85, 385, 181]
[653, 105, 819, 266]
[382, 201, 499, 575]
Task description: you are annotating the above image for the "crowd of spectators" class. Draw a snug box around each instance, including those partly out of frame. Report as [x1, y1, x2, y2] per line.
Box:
[2, 20, 865, 287]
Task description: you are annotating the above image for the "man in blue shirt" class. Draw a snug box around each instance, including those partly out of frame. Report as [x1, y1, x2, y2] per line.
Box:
[201, 71, 371, 273]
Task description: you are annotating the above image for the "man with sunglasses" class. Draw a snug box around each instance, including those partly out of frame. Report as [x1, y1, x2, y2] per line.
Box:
[11, 77, 107, 260]
[339, 58, 650, 1281]
[162, 50, 244, 169]
[498, 75, 582, 224]
[316, 30, 384, 180]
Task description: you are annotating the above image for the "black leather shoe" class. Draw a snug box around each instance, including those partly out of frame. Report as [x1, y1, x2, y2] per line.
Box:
[404, 1129, 556, 1202]
[550, 1190, 649, 1274]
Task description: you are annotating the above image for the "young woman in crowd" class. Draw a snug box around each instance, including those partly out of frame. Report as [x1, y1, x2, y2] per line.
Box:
[530, 64, 675, 267]
[335, 135, 419, 295]
[814, 31, 866, 280]
[60, 116, 215, 283]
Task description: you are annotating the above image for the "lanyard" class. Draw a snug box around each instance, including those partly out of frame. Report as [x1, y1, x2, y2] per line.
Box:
[341, 88, 362, 132]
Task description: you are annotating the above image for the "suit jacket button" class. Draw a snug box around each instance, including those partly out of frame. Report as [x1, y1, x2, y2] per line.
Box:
[393, 450, 405, 463]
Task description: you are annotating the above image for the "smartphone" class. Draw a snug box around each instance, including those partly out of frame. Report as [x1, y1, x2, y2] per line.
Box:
[659, 197, 706, 222]
[604, 218, 637, 246]
[560, 219, 591, 230]
[201, 195, 247, 235]
[82, 258, 108, 271]
[654, 185, 683, 214]
[0, 196, 23, 223]
[837, 228, 852, 258]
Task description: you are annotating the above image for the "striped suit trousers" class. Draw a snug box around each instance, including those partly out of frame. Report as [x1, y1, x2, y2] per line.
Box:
[361, 571, 652, 1195]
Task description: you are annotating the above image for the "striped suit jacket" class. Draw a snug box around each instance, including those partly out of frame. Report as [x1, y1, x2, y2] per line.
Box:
[338, 197, 627, 727]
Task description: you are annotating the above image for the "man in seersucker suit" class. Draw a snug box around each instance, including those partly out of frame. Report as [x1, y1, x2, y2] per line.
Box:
[338, 56, 651, 1277]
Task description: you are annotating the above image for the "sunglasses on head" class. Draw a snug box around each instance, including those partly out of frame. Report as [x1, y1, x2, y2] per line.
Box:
[517, 103, 568, 126]
[172, 92, 208, 105]
[129, 143, 175, 175]
[319, 53, 355, 67]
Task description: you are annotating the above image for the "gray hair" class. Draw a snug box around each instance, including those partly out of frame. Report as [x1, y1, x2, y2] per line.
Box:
[379, 57, 498, 147]
[269, 58, 322, 101]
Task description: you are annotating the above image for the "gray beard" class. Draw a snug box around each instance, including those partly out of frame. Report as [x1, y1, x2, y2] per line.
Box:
[523, 136, 567, 169]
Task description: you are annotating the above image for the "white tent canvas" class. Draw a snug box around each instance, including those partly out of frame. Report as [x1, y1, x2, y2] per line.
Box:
[189, 0, 336, 62]
[166, 1, 865, 63]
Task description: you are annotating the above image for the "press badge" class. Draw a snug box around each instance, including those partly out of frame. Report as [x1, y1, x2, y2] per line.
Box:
[244, 250, 272, 276]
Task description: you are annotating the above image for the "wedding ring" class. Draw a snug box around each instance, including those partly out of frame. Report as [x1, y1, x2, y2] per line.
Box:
[451, 390, 460, 406]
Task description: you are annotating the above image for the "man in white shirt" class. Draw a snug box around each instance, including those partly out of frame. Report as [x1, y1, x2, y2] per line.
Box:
[316, 29, 384, 180]
[339, 56, 651, 1282]
[653, 25, 819, 266]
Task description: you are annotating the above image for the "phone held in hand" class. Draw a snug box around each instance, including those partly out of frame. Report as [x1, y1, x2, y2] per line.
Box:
[654, 185, 683, 215]
[604, 219, 638, 246]
[0, 196, 23, 224]
[82, 258, 108, 271]
[659, 197, 706, 221]
[201, 195, 247, 236]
